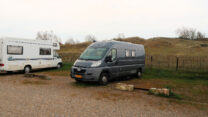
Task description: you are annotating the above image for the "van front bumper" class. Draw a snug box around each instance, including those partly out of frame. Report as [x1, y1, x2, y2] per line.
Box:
[70, 66, 102, 81]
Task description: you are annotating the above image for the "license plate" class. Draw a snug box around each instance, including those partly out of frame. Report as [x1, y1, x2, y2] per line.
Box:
[75, 75, 83, 78]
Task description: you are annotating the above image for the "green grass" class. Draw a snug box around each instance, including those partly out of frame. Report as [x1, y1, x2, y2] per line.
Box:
[47, 62, 73, 72]
[143, 68, 208, 87]
[140, 68, 208, 103]
[42, 62, 73, 76]
[143, 68, 208, 80]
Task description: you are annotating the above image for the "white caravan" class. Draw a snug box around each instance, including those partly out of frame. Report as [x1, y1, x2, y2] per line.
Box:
[0, 37, 62, 73]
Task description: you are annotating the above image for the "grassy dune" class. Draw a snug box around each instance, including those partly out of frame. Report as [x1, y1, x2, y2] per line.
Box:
[59, 37, 208, 56]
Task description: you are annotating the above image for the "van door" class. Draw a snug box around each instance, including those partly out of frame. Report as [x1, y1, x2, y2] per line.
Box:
[106, 48, 119, 78]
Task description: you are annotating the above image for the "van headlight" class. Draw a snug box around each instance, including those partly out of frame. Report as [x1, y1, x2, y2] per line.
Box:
[73, 60, 78, 66]
[91, 60, 102, 67]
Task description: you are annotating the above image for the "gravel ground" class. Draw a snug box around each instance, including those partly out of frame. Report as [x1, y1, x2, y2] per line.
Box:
[0, 74, 207, 117]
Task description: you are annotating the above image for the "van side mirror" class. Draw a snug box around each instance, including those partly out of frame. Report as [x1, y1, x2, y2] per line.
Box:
[105, 55, 112, 62]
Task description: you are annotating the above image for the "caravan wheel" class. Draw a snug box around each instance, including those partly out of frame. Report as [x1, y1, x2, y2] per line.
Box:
[24, 66, 31, 74]
[57, 63, 62, 69]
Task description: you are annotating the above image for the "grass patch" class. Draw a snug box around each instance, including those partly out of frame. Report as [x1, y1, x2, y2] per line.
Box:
[151, 91, 183, 100]
[22, 80, 48, 85]
[42, 62, 208, 104]
[143, 68, 208, 80]
[140, 68, 208, 103]
[47, 63, 73, 72]
[43, 63, 73, 76]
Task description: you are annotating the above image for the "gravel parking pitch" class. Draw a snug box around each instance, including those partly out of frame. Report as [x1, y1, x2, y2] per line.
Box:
[0, 74, 207, 117]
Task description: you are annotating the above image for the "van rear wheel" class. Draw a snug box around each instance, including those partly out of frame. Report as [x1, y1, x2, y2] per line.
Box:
[99, 73, 108, 85]
[136, 69, 142, 78]
[24, 66, 31, 74]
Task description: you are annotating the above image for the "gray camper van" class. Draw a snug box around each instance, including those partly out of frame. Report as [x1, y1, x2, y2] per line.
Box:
[70, 41, 145, 85]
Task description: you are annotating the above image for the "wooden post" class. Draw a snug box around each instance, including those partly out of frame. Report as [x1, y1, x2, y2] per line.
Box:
[176, 57, 179, 71]
[151, 56, 153, 69]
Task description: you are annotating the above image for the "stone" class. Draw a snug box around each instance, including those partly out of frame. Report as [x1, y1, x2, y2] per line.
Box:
[149, 88, 170, 96]
[115, 83, 134, 91]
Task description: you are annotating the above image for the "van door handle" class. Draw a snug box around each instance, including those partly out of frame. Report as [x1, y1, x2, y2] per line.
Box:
[115, 60, 118, 65]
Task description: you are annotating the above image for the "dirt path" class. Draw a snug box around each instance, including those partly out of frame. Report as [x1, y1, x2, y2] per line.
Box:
[0, 74, 207, 117]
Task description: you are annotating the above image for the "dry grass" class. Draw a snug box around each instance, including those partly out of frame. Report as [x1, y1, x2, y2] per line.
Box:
[117, 37, 208, 56]
[59, 37, 208, 56]
[59, 41, 91, 53]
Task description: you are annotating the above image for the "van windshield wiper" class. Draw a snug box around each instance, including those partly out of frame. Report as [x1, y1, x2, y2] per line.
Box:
[79, 58, 99, 61]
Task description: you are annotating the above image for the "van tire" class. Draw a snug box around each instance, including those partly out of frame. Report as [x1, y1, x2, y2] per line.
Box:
[7, 71, 13, 74]
[99, 73, 108, 85]
[57, 63, 62, 69]
[24, 66, 31, 74]
[136, 69, 142, 78]
[75, 79, 82, 83]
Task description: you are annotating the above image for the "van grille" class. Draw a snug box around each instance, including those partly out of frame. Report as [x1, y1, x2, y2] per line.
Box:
[74, 68, 86, 74]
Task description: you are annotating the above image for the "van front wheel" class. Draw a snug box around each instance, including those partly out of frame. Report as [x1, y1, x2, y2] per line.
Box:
[99, 73, 108, 85]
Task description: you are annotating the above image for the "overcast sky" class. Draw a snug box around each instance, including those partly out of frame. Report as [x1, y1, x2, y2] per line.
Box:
[0, 0, 207, 42]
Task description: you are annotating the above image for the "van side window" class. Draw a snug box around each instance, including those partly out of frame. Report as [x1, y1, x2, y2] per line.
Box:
[125, 50, 130, 57]
[40, 48, 51, 55]
[7, 45, 23, 55]
[132, 50, 136, 57]
[111, 49, 117, 61]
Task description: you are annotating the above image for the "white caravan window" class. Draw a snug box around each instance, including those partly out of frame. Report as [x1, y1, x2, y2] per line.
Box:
[125, 50, 130, 57]
[40, 48, 51, 55]
[7, 45, 23, 55]
[132, 50, 136, 57]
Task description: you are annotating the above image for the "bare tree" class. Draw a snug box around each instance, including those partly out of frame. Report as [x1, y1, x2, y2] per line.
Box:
[65, 38, 77, 44]
[85, 35, 96, 42]
[176, 27, 196, 40]
[196, 32, 206, 40]
[117, 33, 125, 39]
[189, 28, 197, 40]
[36, 31, 61, 42]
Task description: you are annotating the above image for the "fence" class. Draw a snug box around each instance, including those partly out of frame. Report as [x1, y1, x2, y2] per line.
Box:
[59, 53, 208, 72]
[146, 55, 208, 71]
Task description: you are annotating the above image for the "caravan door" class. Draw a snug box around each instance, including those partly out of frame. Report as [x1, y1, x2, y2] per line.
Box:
[52, 50, 60, 67]
[7, 45, 24, 71]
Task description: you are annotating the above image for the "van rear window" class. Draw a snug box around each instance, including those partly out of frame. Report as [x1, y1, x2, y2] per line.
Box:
[132, 50, 136, 57]
[7, 45, 23, 55]
[125, 50, 130, 57]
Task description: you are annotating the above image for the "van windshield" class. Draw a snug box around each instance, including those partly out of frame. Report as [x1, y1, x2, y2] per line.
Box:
[79, 47, 108, 60]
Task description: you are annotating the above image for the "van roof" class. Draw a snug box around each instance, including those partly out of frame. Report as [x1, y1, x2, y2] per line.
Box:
[90, 40, 142, 48]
